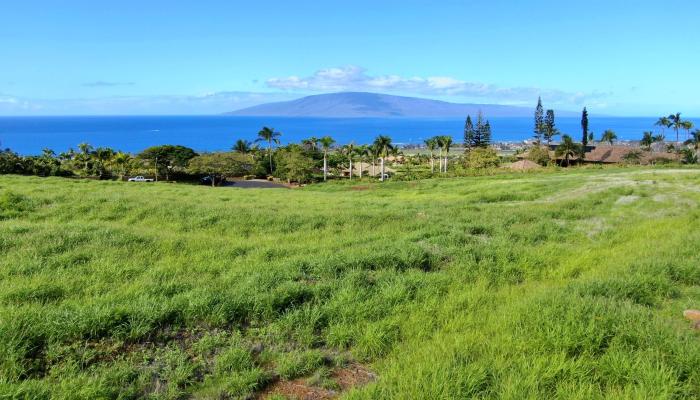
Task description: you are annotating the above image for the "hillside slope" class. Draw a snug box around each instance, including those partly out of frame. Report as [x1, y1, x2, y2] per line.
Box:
[227, 92, 577, 118]
[1, 169, 699, 398]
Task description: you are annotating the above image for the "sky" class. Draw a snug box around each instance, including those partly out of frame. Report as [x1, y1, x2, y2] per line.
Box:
[1, 0, 699, 116]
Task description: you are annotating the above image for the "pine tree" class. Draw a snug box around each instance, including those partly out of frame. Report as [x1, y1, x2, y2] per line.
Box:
[464, 115, 475, 149]
[534, 97, 544, 144]
[475, 111, 485, 147]
[543, 109, 558, 145]
[581, 107, 589, 147]
[483, 121, 492, 147]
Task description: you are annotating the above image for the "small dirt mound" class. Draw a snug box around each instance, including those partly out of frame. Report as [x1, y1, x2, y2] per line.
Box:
[350, 185, 372, 191]
[259, 364, 375, 399]
[683, 310, 700, 330]
[333, 363, 376, 390]
[508, 160, 542, 171]
[684, 309, 700, 321]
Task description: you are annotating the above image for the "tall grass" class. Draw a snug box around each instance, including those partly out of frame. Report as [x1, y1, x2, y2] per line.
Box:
[0, 167, 699, 399]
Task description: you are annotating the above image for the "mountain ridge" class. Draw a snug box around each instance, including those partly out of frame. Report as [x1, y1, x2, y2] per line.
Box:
[226, 92, 579, 118]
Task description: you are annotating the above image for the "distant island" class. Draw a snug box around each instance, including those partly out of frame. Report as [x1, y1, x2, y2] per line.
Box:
[226, 92, 579, 118]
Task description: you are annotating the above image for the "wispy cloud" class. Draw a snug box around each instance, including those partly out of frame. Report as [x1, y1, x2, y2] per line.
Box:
[0, 91, 298, 115]
[82, 81, 136, 87]
[267, 66, 609, 106]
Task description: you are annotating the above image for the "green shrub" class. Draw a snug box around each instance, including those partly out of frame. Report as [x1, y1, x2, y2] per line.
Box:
[464, 147, 500, 169]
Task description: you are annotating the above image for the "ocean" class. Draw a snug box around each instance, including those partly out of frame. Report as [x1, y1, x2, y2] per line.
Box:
[0, 115, 693, 155]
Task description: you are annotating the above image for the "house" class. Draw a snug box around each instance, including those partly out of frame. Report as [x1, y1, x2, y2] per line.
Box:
[519, 145, 677, 165]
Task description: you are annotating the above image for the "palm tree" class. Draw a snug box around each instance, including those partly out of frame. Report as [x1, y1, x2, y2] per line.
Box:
[113, 151, 131, 180]
[255, 127, 281, 174]
[682, 120, 694, 141]
[684, 129, 700, 156]
[355, 145, 368, 179]
[435, 136, 445, 173]
[555, 135, 581, 167]
[668, 113, 683, 143]
[318, 136, 335, 181]
[654, 116, 671, 138]
[58, 149, 74, 164]
[368, 144, 378, 178]
[301, 137, 319, 152]
[94, 147, 115, 178]
[373, 135, 394, 181]
[640, 131, 654, 151]
[77, 142, 93, 173]
[233, 139, 252, 154]
[342, 143, 355, 179]
[424, 137, 437, 174]
[441, 135, 453, 173]
[600, 130, 617, 145]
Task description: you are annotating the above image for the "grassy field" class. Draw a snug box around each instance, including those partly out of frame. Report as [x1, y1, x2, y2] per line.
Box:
[1, 167, 700, 399]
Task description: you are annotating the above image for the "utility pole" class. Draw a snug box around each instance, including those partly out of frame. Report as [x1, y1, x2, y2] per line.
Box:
[154, 156, 158, 182]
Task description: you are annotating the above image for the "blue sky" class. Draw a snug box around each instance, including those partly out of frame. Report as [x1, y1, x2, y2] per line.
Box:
[1, 0, 699, 116]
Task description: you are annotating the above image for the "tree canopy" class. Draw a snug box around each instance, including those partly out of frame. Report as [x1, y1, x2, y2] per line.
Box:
[187, 152, 252, 186]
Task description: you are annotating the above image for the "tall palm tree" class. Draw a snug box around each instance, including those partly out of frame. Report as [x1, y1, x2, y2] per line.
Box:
[424, 137, 437, 174]
[319, 136, 335, 181]
[373, 135, 394, 181]
[342, 143, 355, 179]
[367, 144, 378, 178]
[255, 127, 281, 174]
[668, 113, 683, 143]
[555, 135, 581, 167]
[600, 130, 617, 145]
[654, 116, 671, 138]
[441, 135, 453, 173]
[355, 145, 368, 179]
[435, 136, 445, 173]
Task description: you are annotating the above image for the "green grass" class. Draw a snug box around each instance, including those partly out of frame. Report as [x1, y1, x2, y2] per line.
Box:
[1, 167, 700, 399]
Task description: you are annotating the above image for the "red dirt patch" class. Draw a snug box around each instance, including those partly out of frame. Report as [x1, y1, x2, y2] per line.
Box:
[258, 364, 375, 400]
[332, 363, 376, 390]
[350, 185, 372, 191]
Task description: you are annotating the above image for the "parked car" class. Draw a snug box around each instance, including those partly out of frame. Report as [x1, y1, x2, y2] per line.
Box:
[128, 176, 154, 182]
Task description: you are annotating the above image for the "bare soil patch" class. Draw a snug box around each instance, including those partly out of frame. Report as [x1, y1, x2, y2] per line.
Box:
[259, 363, 375, 400]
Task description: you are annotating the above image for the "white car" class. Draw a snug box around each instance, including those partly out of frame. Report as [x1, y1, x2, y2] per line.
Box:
[128, 176, 154, 182]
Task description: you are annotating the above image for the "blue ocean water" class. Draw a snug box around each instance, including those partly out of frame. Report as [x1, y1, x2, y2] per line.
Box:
[0, 115, 693, 155]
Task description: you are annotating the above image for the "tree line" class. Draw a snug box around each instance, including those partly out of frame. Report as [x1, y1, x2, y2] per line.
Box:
[3, 99, 698, 183]
[527, 98, 699, 166]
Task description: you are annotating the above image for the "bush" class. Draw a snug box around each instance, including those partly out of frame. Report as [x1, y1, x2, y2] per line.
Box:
[275, 148, 315, 183]
[526, 146, 551, 166]
[464, 147, 500, 169]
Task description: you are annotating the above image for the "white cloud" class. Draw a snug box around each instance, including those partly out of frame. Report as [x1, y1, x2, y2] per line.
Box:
[267, 66, 609, 105]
